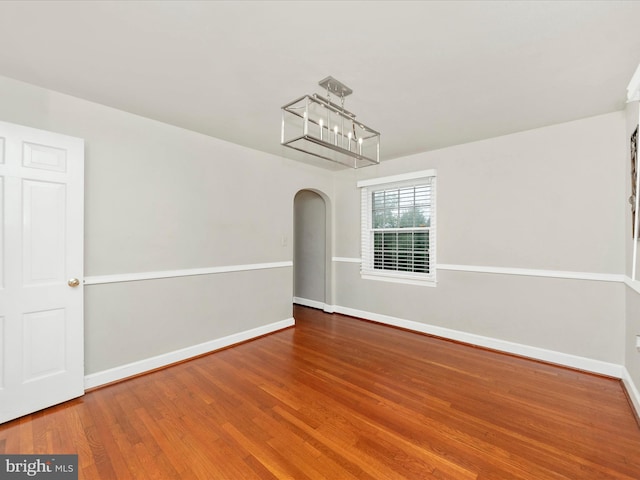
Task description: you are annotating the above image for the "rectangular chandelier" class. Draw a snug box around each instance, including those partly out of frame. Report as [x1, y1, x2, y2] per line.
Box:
[281, 76, 380, 168]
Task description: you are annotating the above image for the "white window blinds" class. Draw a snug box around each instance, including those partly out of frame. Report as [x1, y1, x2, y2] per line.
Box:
[359, 171, 436, 285]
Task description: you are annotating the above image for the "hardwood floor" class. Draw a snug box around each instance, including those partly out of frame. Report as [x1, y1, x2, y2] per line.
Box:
[1, 305, 639, 479]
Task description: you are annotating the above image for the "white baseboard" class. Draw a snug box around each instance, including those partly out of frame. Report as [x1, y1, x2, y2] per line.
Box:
[293, 296, 334, 313]
[84, 318, 295, 390]
[332, 305, 624, 378]
[293, 296, 325, 310]
[622, 367, 640, 419]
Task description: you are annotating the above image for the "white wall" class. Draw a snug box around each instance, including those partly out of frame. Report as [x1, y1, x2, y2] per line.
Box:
[0, 75, 335, 376]
[334, 112, 627, 366]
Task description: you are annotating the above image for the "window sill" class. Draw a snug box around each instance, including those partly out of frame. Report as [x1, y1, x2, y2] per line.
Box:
[361, 273, 437, 287]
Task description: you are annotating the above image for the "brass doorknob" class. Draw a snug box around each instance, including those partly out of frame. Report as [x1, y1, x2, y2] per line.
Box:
[68, 278, 80, 287]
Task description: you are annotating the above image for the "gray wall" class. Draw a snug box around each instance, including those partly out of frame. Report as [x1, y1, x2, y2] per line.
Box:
[0, 75, 334, 374]
[334, 112, 627, 364]
[0, 72, 634, 388]
[294, 190, 326, 304]
[625, 288, 640, 395]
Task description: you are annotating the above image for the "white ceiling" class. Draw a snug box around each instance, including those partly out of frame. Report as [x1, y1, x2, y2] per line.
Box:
[0, 1, 639, 168]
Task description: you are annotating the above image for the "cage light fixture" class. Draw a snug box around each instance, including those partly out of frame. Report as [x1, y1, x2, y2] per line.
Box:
[281, 76, 380, 168]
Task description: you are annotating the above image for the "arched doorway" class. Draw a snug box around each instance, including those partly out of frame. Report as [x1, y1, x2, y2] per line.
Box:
[293, 189, 333, 311]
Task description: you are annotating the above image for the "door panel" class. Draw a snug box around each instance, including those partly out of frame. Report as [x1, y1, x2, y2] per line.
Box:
[0, 121, 84, 424]
[23, 309, 66, 382]
[23, 141, 67, 172]
[22, 180, 66, 285]
[0, 176, 3, 289]
[0, 316, 4, 389]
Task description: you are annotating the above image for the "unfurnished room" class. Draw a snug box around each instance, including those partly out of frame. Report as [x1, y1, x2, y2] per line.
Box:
[0, 1, 639, 479]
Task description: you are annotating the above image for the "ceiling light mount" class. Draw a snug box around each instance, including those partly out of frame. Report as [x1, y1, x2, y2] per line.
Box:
[281, 76, 380, 168]
[318, 76, 353, 98]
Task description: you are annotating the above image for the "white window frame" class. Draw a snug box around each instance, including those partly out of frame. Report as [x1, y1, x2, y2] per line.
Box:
[357, 170, 437, 287]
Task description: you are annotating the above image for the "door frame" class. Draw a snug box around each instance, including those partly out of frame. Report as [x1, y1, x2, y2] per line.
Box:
[293, 188, 334, 312]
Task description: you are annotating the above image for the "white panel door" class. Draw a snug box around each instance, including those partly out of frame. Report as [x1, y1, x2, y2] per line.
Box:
[0, 121, 84, 424]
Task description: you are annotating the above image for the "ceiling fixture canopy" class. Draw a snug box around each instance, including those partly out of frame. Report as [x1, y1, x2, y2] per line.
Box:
[281, 76, 380, 168]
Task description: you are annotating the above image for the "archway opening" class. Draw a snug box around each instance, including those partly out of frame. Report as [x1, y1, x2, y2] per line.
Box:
[293, 189, 332, 311]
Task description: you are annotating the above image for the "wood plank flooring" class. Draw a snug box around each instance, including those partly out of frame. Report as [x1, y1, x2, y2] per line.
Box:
[1, 305, 639, 479]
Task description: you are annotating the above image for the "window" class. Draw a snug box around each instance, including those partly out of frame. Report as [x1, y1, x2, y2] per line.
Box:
[358, 170, 436, 286]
